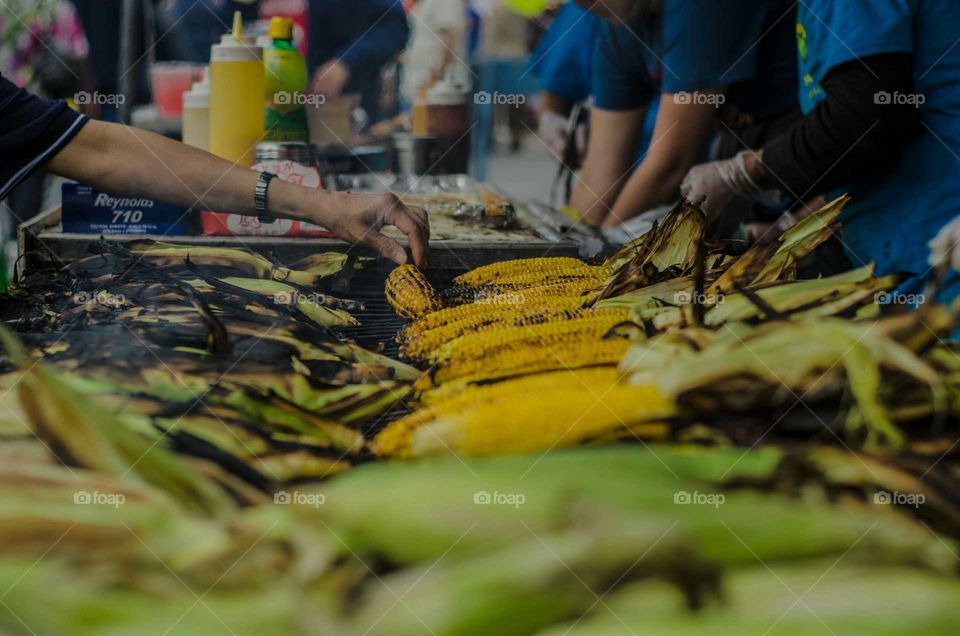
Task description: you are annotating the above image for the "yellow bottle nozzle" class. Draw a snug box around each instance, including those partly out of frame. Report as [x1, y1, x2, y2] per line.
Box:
[232, 10, 243, 44]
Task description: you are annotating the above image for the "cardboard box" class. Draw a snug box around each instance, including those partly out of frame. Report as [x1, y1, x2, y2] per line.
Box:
[61, 183, 189, 235]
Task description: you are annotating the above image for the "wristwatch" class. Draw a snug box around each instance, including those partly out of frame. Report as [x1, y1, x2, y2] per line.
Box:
[255, 171, 278, 222]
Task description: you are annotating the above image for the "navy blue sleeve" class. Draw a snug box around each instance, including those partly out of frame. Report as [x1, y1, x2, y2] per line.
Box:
[335, 0, 410, 74]
[592, 21, 658, 111]
[528, 4, 600, 102]
[0, 75, 87, 200]
[308, 0, 410, 72]
[659, 0, 769, 94]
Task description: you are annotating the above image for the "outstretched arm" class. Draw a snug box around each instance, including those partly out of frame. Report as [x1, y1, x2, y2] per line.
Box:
[43, 119, 429, 266]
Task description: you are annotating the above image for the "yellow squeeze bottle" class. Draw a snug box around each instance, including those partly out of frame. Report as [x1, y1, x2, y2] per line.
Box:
[209, 12, 264, 166]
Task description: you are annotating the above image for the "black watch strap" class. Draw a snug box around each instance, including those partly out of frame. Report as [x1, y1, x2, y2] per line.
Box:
[255, 171, 278, 222]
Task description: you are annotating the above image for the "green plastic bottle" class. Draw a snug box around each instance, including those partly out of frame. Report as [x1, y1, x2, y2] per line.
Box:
[263, 17, 309, 142]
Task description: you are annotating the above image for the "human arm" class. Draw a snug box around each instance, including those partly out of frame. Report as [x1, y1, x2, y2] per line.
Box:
[42, 119, 429, 265]
[569, 107, 648, 225]
[599, 91, 720, 228]
[682, 54, 922, 225]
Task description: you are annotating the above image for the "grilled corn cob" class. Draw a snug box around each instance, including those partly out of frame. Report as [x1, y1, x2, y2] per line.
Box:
[441, 278, 601, 308]
[453, 257, 608, 287]
[432, 313, 631, 365]
[419, 337, 634, 390]
[385, 265, 445, 319]
[373, 368, 673, 458]
[399, 302, 624, 362]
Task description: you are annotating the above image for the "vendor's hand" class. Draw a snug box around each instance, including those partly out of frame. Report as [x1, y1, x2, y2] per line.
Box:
[929, 216, 960, 271]
[538, 110, 569, 161]
[326, 193, 430, 267]
[680, 159, 744, 224]
[681, 150, 781, 232]
[311, 60, 350, 96]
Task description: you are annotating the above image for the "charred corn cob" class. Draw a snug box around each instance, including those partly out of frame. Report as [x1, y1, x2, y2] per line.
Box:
[374, 368, 673, 458]
[432, 313, 631, 365]
[419, 337, 634, 390]
[385, 265, 445, 319]
[398, 301, 622, 362]
[442, 278, 601, 307]
[453, 257, 608, 287]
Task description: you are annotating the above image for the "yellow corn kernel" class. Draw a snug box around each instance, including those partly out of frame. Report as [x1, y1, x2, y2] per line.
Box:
[418, 337, 634, 390]
[399, 303, 627, 362]
[453, 257, 608, 287]
[373, 368, 673, 458]
[443, 278, 603, 309]
[432, 313, 630, 365]
[385, 265, 444, 320]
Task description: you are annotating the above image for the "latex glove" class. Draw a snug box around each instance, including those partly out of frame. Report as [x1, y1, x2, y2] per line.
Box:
[929, 216, 960, 271]
[311, 60, 350, 96]
[680, 150, 781, 225]
[538, 110, 569, 161]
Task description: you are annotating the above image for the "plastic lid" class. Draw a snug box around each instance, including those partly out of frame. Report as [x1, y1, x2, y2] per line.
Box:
[210, 11, 261, 61]
[211, 34, 261, 61]
[269, 17, 294, 40]
[183, 71, 210, 109]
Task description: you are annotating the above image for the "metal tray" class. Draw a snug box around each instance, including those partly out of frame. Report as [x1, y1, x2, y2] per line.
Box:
[16, 207, 579, 283]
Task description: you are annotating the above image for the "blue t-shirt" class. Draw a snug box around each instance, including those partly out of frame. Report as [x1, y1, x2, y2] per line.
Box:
[593, 0, 798, 122]
[528, 3, 600, 103]
[797, 0, 960, 295]
[528, 4, 658, 160]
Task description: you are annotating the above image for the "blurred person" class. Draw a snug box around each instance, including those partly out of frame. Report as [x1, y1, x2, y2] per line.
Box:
[570, 0, 798, 229]
[70, 0, 123, 121]
[528, 1, 657, 167]
[528, 1, 599, 160]
[475, 0, 538, 152]
[157, 0, 260, 64]
[307, 0, 409, 125]
[0, 74, 430, 266]
[400, 0, 470, 106]
[683, 0, 960, 307]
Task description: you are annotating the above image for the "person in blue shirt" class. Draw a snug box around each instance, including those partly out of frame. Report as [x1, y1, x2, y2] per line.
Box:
[529, 2, 658, 164]
[307, 0, 409, 125]
[683, 0, 960, 307]
[570, 0, 799, 229]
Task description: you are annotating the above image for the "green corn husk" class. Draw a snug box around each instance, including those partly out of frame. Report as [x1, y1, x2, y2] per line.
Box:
[129, 241, 327, 287]
[290, 252, 372, 277]
[645, 267, 898, 331]
[704, 266, 896, 325]
[314, 446, 956, 636]
[622, 315, 950, 448]
[710, 195, 848, 295]
[752, 194, 849, 285]
[189, 277, 359, 327]
[0, 327, 234, 515]
[590, 199, 705, 304]
[539, 563, 960, 636]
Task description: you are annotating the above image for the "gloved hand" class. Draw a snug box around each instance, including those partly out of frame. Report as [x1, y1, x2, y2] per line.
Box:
[929, 216, 960, 271]
[680, 150, 782, 226]
[538, 110, 570, 161]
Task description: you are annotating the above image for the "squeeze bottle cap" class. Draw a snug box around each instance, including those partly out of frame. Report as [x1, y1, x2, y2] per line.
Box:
[210, 14, 261, 62]
[183, 71, 210, 109]
[269, 17, 294, 40]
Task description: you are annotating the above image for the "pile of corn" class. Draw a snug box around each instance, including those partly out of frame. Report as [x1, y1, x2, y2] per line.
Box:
[378, 196, 960, 458]
[373, 368, 674, 457]
[385, 260, 632, 392]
